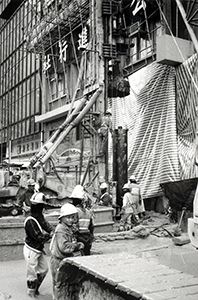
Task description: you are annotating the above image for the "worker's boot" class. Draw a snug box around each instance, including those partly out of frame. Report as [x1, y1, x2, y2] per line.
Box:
[35, 273, 46, 295]
[27, 279, 37, 298]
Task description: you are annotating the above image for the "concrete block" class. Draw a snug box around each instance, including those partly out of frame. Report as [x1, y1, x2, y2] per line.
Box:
[156, 34, 194, 66]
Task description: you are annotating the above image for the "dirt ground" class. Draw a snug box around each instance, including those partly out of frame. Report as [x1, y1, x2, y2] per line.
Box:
[0, 210, 196, 300]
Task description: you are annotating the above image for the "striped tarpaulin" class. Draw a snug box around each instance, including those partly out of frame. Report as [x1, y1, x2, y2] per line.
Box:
[111, 62, 180, 199]
[176, 53, 198, 179]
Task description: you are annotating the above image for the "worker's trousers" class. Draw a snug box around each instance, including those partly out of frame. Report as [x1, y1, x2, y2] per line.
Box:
[23, 244, 48, 295]
[50, 255, 62, 300]
[120, 212, 133, 230]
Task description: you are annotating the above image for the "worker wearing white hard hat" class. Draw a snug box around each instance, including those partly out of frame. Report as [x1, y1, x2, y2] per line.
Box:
[58, 202, 78, 219]
[118, 183, 135, 231]
[27, 178, 36, 186]
[70, 185, 94, 255]
[128, 175, 145, 219]
[70, 184, 85, 199]
[123, 183, 132, 191]
[18, 178, 37, 216]
[23, 191, 53, 297]
[50, 202, 84, 299]
[129, 175, 136, 182]
[98, 182, 112, 207]
[100, 182, 108, 189]
[105, 108, 112, 115]
[30, 192, 46, 205]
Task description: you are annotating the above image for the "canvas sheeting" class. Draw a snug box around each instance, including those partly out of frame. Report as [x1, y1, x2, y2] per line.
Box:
[111, 62, 180, 199]
[111, 55, 198, 200]
[176, 53, 198, 179]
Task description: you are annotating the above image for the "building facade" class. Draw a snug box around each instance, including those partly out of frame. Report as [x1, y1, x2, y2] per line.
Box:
[0, 0, 41, 164]
[1, 0, 198, 201]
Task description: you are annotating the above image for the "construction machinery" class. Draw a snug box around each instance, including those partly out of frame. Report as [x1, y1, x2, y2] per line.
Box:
[0, 172, 24, 216]
[28, 88, 102, 205]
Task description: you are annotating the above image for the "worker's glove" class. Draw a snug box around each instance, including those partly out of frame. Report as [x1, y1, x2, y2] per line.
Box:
[77, 242, 84, 250]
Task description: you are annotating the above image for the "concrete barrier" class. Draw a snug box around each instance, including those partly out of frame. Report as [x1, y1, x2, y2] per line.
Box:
[0, 207, 114, 261]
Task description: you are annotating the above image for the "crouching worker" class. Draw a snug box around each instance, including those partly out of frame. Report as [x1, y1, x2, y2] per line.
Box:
[70, 185, 94, 256]
[50, 203, 84, 300]
[23, 192, 54, 298]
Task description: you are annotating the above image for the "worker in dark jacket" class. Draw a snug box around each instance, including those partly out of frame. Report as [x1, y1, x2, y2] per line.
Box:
[23, 192, 53, 298]
[98, 182, 112, 206]
[18, 178, 36, 216]
[71, 185, 94, 255]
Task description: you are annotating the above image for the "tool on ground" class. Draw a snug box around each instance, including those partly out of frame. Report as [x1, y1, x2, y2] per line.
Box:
[173, 206, 186, 237]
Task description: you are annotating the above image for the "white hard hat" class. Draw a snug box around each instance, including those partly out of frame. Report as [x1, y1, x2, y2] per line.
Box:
[70, 185, 85, 199]
[100, 182, 108, 189]
[106, 108, 112, 115]
[27, 179, 36, 186]
[59, 203, 78, 219]
[123, 183, 131, 190]
[129, 175, 136, 181]
[31, 192, 45, 204]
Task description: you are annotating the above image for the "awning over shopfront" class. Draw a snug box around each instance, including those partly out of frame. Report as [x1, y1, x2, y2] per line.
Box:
[35, 99, 82, 123]
[3, 158, 30, 168]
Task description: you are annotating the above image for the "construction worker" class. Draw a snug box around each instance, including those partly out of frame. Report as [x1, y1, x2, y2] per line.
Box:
[98, 182, 112, 206]
[98, 108, 112, 155]
[50, 203, 84, 300]
[119, 183, 137, 231]
[7, 173, 21, 186]
[129, 175, 145, 219]
[18, 178, 37, 216]
[23, 192, 54, 298]
[70, 185, 94, 255]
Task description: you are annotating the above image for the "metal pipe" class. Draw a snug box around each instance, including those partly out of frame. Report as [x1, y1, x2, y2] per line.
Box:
[29, 96, 87, 167]
[34, 87, 102, 166]
[48, 96, 87, 143]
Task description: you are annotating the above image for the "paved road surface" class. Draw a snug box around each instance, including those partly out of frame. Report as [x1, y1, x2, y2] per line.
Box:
[1, 235, 198, 299]
[0, 257, 53, 300]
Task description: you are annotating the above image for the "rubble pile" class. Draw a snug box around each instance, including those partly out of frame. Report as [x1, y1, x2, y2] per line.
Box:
[94, 225, 150, 243]
[93, 211, 184, 243]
